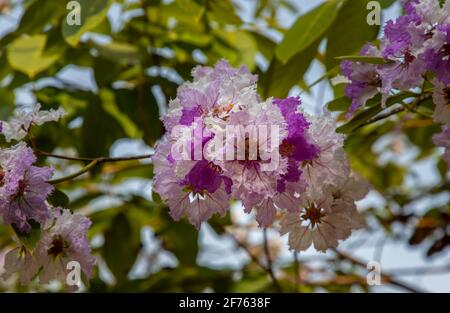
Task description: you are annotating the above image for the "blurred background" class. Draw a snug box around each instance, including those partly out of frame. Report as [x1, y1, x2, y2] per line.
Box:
[0, 0, 449, 292]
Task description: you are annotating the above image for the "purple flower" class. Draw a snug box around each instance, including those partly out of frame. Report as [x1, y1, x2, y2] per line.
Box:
[424, 24, 450, 85]
[0, 143, 54, 233]
[377, 49, 427, 105]
[153, 142, 232, 229]
[341, 44, 382, 116]
[382, 14, 421, 58]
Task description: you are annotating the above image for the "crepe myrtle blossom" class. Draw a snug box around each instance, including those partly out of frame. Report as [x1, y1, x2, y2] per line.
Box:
[280, 175, 368, 253]
[152, 141, 232, 229]
[2, 208, 95, 287]
[163, 59, 258, 132]
[0, 142, 54, 233]
[302, 113, 349, 189]
[433, 127, 450, 169]
[432, 79, 450, 128]
[153, 61, 325, 229]
[0, 104, 66, 142]
[247, 97, 318, 227]
[424, 24, 450, 85]
[340, 44, 382, 117]
[35, 208, 96, 286]
[1, 243, 39, 285]
[340, 0, 450, 116]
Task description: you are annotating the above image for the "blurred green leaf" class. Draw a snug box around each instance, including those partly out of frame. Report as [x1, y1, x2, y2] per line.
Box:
[7, 34, 59, 78]
[62, 0, 112, 47]
[335, 55, 392, 64]
[47, 188, 70, 208]
[325, 0, 380, 70]
[103, 213, 141, 283]
[276, 0, 341, 63]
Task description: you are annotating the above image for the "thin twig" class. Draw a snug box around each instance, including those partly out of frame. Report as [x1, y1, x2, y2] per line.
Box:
[293, 251, 300, 292]
[386, 264, 450, 276]
[354, 93, 432, 131]
[228, 231, 282, 292]
[355, 106, 405, 130]
[334, 249, 425, 293]
[262, 229, 282, 292]
[46, 153, 153, 184]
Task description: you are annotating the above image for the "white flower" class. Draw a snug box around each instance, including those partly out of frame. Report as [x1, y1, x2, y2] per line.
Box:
[35, 208, 95, 286]
[0, 104, 66, 142]
[432, 79, 450, 128]
[415, 0, 450, 25]
[279, 177, 367, 253]
[302, 113, 349, 188]
[1, 245, 39, 285]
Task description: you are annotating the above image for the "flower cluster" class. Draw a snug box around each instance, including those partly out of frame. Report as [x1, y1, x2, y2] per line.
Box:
[0, 105, 95, 289]
[153, 60, 369, 252]
[341, 0, 450, 169]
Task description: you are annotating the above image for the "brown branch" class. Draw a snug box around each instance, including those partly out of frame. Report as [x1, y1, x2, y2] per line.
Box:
[262, 229, 282, 292]
[293, 251, 301, 292]
[387, 264, 450, 276]
[354, 93, 432, 131]
[45, 153, 153, 184]
[228, 231, 282, 292]
[334, 249, 426, 293]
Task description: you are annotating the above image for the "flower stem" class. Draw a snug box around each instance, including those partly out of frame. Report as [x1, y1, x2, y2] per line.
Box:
[46, 153, 153, 184]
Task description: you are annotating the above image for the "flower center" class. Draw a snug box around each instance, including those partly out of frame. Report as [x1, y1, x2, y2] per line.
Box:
[279, 140, 295, 157]
[403, 50, 415, 66]
[442, 44, 450, 57]
[17, 179, 27, 194]
[301, 205, 326, 228]
[212, 103, 234, 119]
[0, 169, 4, 187]
[47, 235, 68, 259]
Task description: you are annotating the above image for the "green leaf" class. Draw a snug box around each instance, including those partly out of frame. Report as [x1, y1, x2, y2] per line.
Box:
[62, 0, 112, 47]
[325, 0, 380, 70]
[208, 212, 232, 235]
[261, 39, 320, 98]
[113, 83, 163, 146]
[379, 0, 396, 8]
[100, 88, 142, 138]
[13, 220, 41, 251]
[250, 31, 276, 61]
[88, 40, 140, 63]
[81, 98, 125, 157]
[207, 0, 242, 25]
[103, 213, 140, 283]
[47, 188, 70, 208]
[335, 55, 392, 64]
[327, 96, 351, 112]
[7, 34, 59, 78]
[15, 0, 66, 35]
[275, 0, 341, 63]
[176, 0, 205, 21]
[151, 207, 199, 266]
[336, 93, 412, 133]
